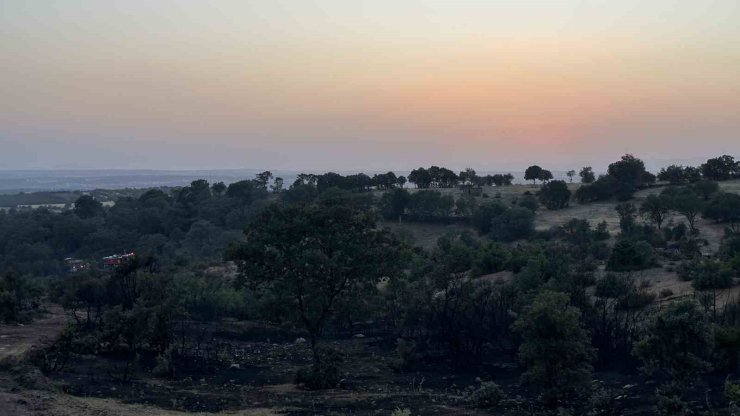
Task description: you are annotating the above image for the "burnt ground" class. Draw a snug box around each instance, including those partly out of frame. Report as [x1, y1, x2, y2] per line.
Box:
[1, 315, 737, 415]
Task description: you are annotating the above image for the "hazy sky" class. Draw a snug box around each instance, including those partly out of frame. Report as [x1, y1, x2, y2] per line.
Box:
[1, 1, 739, 171]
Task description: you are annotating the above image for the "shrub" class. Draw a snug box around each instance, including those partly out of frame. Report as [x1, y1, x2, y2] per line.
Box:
[617, 287, 656, 310]
[539, 180, 571, 210]
[594, 274, 630, 299]
[704, 192, 740, 231]
[593, 221, 611, 241]
[726, 380, 740, 404]
[152, 347, 175, 378]
[490, 207, 535, 242]
[33, 324, 75, 374]
[606, 240, 655, 272]
[464, 381, 505, 408]
[512, 291, 595, 404]
[655, 382, 690, 416]
[519, 194, 539, 211]
[392, 338, 419, 371]
[471, 242, 511, 276]
[391, 409, 412, 416]
[679, 260, 734, 290]
[471, 202, 507, 235]
[634, 299, 712, 380]
[714, 325, 740, 370]
[295, 346, 344, 390]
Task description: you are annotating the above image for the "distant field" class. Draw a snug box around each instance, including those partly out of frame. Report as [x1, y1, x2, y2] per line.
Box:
[0, 189, 150, 208]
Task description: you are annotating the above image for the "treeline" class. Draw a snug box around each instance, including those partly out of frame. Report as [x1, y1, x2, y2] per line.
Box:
[0, 173, 279, 276]
[290, 167, 515, 192]
[573, 154, 740, 203]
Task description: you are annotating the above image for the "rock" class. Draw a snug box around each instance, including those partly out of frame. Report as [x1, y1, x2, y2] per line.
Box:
[229, 363, 240, 370]
[353, 333, 365, 339]
[295, 337, 307, 344]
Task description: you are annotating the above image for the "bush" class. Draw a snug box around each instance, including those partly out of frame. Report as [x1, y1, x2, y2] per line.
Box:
[655, 382, 690, 416]
[678, 260, 734, 290]
[152, 347, 175, 378]
[513, 291, 595, 404]
[519, 194, 539, 211]
[704, 192, 740, 230]
[471, 242, 511, 276]
[606, 240, 655, 272]
[726, 380, 740, 403]
[594, 274, 630, 299]
[539, 180, 571, 210]
[471, 202, 507, 235]
[295, 346, 344, 390]
[634, 299, 712, 380]
[464, 381, 505, 408]
[617, 287, 656, 310]
[490, 207, 534, 242]
[391, 408, 412, 416]
[392, 338, 419, 371]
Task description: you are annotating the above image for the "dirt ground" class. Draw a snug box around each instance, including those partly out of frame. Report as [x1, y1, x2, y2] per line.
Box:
[0, 305, 67, 366]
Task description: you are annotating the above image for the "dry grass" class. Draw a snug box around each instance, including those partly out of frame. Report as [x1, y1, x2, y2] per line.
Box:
[380, 221, 477, 249]
[0, 305, 66, 366]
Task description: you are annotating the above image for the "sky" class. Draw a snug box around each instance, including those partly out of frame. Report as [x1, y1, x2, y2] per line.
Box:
[1, 0, 739, 172]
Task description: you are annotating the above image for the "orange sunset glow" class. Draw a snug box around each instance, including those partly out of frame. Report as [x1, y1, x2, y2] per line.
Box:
[1, 1, 739, 170]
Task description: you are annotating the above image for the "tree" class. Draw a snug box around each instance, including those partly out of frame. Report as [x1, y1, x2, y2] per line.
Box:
[538, 169, 554, 184]
[471, 202, 507, 235]
[606, 239, 654, 272]
[615, 202, 638, 235]
[227, 202, 401, 372]
[634, 299, 712, 381]
[380, 188, 411, 223]
[255, 171, 273, 189]
[579, 167, 595, 184]
[490, 207, 534, 241]
[657, 165, 688, 184]
[270, 177, 284, 193]
[73, 195, 104, 219]
[691, 180, 719, 201]
[408, 167, 432, 188]
[672, 189, 704, 233]
[396, 176, 407, 188]
[701, 155, 738, 181]
[226, 179, 267, 202]
[519, 194, 539, 211]
[607, 154, 652, 200]
[459, 168, 478, 185]
[703, 192, 740, 231]
[539, 180, 571, 210]
[512, 291, 595, 404]
[525, 165, 543, 185]
[211, 182, 226, 195]
[406, 191, 455, 222]
[640, 194, 671, 229]
[566, 170, 576, 183]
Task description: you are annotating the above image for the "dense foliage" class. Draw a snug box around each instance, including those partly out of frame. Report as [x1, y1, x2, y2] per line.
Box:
[3, 154, 740, 414]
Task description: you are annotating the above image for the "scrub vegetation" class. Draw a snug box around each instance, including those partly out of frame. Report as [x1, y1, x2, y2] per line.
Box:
[2, 154, 740, 415]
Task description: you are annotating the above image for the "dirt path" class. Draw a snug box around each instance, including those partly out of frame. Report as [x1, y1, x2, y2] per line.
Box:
[0, 305, 67, 365]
